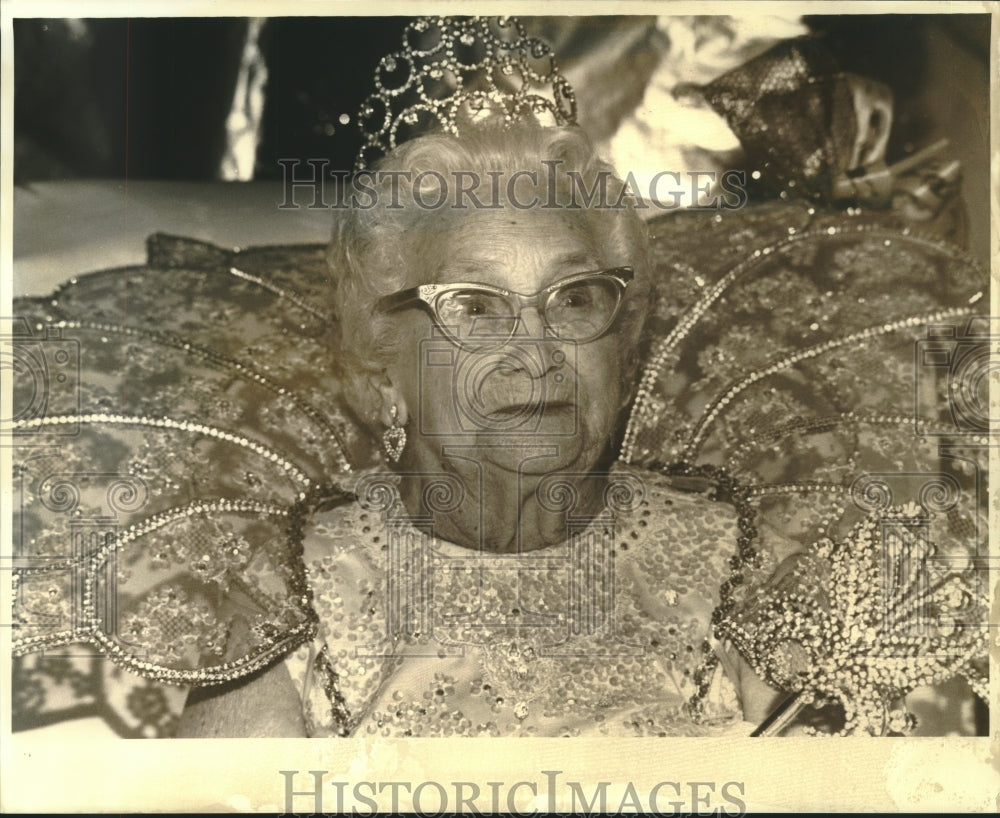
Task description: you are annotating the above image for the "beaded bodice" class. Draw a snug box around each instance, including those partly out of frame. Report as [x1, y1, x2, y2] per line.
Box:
[284, 465, 743, 737]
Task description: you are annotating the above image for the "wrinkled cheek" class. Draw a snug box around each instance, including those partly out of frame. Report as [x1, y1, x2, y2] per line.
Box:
[587, 392, 623, 447]
[578, 356, 627, 449]
[406, 366, 457, 436]
[390, 322, 444, 418]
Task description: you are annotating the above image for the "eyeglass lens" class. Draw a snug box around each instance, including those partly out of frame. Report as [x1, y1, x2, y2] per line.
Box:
[434, 276, 622, 343]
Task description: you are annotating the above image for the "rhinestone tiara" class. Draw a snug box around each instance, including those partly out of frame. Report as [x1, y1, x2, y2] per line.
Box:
[355, 16, 578, 170]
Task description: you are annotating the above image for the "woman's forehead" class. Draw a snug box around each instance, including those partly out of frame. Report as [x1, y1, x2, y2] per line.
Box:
[414, 208, 603, 288]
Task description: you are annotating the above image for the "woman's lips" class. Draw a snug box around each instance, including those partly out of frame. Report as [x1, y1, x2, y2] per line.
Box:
[485, 400, 576, 419]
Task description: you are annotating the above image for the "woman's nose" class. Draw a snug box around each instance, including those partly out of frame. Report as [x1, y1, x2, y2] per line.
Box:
[513, 304, 549, 339]
[495, 307, 569, 377]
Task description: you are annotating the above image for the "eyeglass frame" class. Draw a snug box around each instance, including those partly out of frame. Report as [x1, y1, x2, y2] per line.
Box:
[374, 266, 635, 349]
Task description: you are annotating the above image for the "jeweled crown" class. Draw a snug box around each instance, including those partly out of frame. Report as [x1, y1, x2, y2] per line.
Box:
[355, 16, 578, 170]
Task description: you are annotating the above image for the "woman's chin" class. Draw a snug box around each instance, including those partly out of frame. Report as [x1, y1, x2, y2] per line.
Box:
[470, 433, 592, 475]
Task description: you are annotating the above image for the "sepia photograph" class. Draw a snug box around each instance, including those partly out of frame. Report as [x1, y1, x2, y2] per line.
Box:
[2, 1, 996, 812]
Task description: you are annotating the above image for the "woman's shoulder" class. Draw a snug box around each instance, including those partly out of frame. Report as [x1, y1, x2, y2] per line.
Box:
[297, 471, 396, 563]
[611, 461, 741, 525]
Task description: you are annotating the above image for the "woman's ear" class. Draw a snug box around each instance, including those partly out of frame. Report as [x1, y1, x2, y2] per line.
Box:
[341, 366, 407, 435]
[375, 377, 409, 428]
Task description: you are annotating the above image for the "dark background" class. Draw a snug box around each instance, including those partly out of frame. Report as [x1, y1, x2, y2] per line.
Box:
[14, 17, 410, 181]
[13, 15, 991, 183]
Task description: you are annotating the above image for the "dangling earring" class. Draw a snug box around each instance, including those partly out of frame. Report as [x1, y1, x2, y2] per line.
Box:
[382, 404, 406, 462]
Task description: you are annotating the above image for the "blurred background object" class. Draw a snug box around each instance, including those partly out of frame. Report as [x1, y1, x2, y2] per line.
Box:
[15, 18, 249, 180]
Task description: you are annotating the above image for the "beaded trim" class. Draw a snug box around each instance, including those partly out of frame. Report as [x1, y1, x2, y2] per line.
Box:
[621, 224, 987, 463]
[12, 501, 310, 685]
[653, 462, 760, 723]
[225, 265, 334, 324]
[682, 306, 975, 461]
[312, 644, 352, 737]
[13, 498, 290, 577]
[12, 483, 354, 686]
[47, 317, 353, 474]
[12, 413, 312, 490]
[727, 413, 973, 473]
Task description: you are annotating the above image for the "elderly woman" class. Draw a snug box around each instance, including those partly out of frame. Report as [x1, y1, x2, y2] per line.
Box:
[13, 17, 985, 742]
[176, 120, 777, 737]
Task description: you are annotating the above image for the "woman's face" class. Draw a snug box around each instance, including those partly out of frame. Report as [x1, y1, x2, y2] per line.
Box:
[385, 207, 630, 477]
